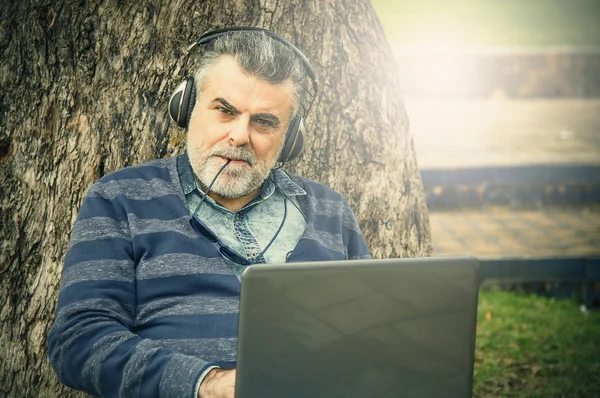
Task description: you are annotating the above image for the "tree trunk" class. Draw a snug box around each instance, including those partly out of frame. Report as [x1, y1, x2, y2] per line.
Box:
[0, 0, 431, 396]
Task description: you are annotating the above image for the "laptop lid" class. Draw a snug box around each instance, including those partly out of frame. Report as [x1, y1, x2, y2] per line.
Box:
[235, 256, 480, 398]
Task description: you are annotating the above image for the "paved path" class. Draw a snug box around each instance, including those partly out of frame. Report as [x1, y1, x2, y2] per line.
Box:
[408, 99, 600, 169]
[407, 98, 600, 258]
[429, 205, 600, 258]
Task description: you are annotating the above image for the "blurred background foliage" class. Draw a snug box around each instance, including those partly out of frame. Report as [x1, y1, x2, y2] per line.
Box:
[372, 0, 600, 48]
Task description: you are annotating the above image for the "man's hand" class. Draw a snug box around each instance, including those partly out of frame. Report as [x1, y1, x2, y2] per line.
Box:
[199, 368, 236, 398]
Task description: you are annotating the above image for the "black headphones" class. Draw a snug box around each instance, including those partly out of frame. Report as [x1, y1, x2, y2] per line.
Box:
[168, 27, 318, 163]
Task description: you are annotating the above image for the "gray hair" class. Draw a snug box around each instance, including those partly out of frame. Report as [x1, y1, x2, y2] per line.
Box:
[193, 31, 309, 115]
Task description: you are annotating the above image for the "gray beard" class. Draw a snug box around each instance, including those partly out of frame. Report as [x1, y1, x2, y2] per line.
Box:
[187, 143, 277, 199]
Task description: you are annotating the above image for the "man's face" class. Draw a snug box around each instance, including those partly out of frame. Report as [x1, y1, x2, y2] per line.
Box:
[187, 55, 295, 199]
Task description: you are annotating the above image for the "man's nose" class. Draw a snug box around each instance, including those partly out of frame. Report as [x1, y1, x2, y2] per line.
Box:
[228, 114, 251, 146]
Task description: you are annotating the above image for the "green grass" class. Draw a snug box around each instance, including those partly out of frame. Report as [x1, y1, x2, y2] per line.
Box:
[474, 289, 600, 397]
[371, 0, 600, 48]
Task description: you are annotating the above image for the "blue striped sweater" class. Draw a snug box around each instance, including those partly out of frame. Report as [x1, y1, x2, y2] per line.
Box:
[48, 155, 370, 398]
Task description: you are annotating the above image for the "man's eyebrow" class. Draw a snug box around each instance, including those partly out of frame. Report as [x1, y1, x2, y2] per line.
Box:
[212, 98, 239, 114]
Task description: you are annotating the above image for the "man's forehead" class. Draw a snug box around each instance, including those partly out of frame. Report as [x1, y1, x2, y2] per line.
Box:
[201, 56, 294, 111]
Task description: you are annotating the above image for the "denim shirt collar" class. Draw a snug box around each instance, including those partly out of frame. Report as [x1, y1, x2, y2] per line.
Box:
[178, 152, 306, 203]
[179, 152, 199, 196]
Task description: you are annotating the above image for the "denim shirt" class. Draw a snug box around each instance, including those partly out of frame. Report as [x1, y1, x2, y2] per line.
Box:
[177, 153, 307, 278]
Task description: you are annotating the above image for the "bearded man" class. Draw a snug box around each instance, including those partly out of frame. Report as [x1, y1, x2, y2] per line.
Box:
[48, 28, 370, 398]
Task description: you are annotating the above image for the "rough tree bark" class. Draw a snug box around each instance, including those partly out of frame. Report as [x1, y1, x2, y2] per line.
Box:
[0, 0, 432, 396]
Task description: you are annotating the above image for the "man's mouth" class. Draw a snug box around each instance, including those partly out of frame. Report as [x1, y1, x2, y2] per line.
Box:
[215, 155, 251, 166]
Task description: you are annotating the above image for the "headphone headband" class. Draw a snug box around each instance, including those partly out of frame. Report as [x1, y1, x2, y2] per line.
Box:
[188, 27, 319, 97]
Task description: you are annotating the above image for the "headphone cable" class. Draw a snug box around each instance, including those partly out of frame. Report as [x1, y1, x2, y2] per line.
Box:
[191, 159, 232, 220]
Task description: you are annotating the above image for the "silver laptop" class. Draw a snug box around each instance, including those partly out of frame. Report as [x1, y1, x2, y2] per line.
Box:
[235, 256, 480, 398]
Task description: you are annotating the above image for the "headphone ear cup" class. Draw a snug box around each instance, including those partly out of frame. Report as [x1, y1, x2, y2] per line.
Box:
[168, 77, 196, 128]
[168, 81, 187, 127]
[184, 82, 197, 128]
[278, 115, 305, 163]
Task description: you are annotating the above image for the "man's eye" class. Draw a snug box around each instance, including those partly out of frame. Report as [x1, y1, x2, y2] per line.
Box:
[216, 106, 232, 115]
[255, 119, 273, 128]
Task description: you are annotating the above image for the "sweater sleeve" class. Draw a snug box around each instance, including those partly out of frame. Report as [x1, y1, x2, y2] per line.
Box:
[47, 183, 217, 398]
[341, 198, 371, 260]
